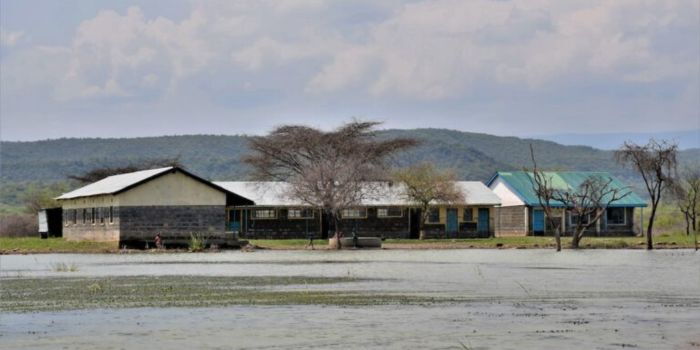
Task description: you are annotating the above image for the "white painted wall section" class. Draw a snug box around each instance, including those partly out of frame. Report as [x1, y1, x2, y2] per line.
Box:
[489, 177, 525, 207]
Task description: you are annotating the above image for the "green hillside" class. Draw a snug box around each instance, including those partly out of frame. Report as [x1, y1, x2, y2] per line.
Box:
[1, 129, 698, 209]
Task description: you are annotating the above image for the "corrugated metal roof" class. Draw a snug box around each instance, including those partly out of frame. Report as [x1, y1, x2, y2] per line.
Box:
[214, 181, 501, 207]
[56, 167, 175, 200]
[487, 171, 647, 207]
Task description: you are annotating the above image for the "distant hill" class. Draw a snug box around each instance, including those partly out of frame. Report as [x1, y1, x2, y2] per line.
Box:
[1, 129, 698, 206]
[532, 129, 700, 150]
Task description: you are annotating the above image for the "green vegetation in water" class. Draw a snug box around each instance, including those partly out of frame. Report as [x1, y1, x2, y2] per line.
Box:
[50, 262, 79, 272]
[0, 275, 452, 312]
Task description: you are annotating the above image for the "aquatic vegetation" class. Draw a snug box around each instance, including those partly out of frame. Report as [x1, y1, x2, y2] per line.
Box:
[50, 262, 79, 272]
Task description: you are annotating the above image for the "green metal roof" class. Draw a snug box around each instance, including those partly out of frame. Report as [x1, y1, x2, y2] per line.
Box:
[488, 171, 647, 207]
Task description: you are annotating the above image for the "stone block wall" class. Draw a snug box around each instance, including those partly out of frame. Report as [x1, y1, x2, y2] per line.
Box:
[495, 206, 527, 237]
[62, 207, 120, 242]
[118, 205, 227, 244]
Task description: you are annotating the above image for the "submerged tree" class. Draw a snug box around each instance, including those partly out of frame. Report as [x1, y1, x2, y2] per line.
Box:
[393, 163, 464, 240]
[529, 145, 630, 250]
[243, 121, 417, 241]
[552, 176, 630, 249]
[615, 139, 678, 250]
[67, 157, 183, 184]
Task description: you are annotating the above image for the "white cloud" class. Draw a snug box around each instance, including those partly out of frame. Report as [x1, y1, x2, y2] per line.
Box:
[1, 0, 698, 139]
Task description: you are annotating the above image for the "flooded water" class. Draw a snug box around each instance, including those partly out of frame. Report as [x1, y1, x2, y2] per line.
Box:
[1, 249, 699, 349]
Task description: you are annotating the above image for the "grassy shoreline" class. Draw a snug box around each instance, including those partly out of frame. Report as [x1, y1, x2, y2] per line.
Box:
[1, 232, 697, 254]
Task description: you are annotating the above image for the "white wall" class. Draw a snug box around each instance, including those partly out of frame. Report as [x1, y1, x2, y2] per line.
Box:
[489, 177, 525, 207]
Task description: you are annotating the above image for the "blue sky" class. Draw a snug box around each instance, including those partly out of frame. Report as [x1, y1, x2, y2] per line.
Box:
[1, 0, 698, 141]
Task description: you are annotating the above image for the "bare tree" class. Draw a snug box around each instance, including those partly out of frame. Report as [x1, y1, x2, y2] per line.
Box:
[527, 144, 564, 251]
[68, 157, 183, 184]
[393, 163, 464, 240]
[551, 176, 630, 249]
[615, 139, 678, 250]
[672, 167, 700, 242]
[243, 121, 417, 241]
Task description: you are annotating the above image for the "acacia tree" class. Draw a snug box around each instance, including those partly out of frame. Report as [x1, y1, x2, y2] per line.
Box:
[527, 144, 564, 251]
[393, 163, 464, 240]
[243, 121, 417, 241]
[673, 167, 700, 240]
[615, 139, 678, 250]
[68, 157, 183, 184]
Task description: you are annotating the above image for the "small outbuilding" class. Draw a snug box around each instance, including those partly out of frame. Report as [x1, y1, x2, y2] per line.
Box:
[487, 171, 647, 237]
[56, 167, 252, 247]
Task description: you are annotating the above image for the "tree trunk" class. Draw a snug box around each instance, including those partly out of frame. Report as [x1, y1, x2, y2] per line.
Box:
[646, 203, 658, 250]
[685, 212, 691, 236]
[554, 227, 561, 252]
[571, 228, 583, 249]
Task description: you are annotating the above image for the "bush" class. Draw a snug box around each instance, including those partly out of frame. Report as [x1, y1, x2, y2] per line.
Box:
[0, 214, 38, 237]
[189, 233, 205, 252]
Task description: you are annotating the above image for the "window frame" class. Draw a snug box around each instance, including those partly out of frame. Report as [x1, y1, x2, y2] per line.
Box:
[109, 206, 114, 224]
[91, 207, 97, 225]
[462, 208, 474, 222]
[341, 208, 368, 219]
[251, 208, 277, 220]
[427, 208, 440, 224]
[569, 212, 591, 226]
[82, 208, 87, 224]
[377, 207, 403, 218]
[287, 208, 314, 220]
[606, 207, 626, 226]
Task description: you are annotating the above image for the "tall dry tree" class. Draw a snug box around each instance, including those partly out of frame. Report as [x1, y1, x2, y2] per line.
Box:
[527, 144, 564, 251]
[243, 121, 417, 240]
[393, 163, 464, 240]
[672, 167, 700, 245]
[615, 139, 678, 250]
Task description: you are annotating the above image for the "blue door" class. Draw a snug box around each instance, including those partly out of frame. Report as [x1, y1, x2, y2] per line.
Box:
[478, 208, 490, 234]
[532, 209, 545, 233]
[446, 208, 458, 234]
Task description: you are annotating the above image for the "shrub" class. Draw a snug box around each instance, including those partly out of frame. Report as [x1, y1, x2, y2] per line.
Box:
[189, 233, 205, 252]
[0, 214, 38, 237]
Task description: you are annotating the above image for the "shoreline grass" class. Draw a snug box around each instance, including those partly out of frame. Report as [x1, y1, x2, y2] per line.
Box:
[1, 232, 696, 254]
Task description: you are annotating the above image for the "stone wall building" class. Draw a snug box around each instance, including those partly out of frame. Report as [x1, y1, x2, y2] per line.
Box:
[214, 181, 502, 240]
[57, 167, 251, 247]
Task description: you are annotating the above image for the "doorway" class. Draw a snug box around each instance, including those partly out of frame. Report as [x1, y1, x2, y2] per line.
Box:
[446, 208, 458, 235]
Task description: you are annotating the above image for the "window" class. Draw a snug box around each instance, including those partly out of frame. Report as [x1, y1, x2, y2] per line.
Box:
[82, 209, 87, 224]
[109, 206, 114, 224]
[288, 208, 314, 219]
[427, 208, 440, 223]
[99, 207, 105, 224]
[91, 208, 97, 224]
[570, 213, 590, 225]
[72, 210, 77, 225]
[341, 208, 367, 219]
[252, 209, 276, 219]
[463, 208, 474, 222]
[607, 207, 626, 225]
[377, 207, 403, 218]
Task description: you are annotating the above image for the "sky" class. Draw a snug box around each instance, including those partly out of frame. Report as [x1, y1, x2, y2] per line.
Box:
[1, 0, 699, 141]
